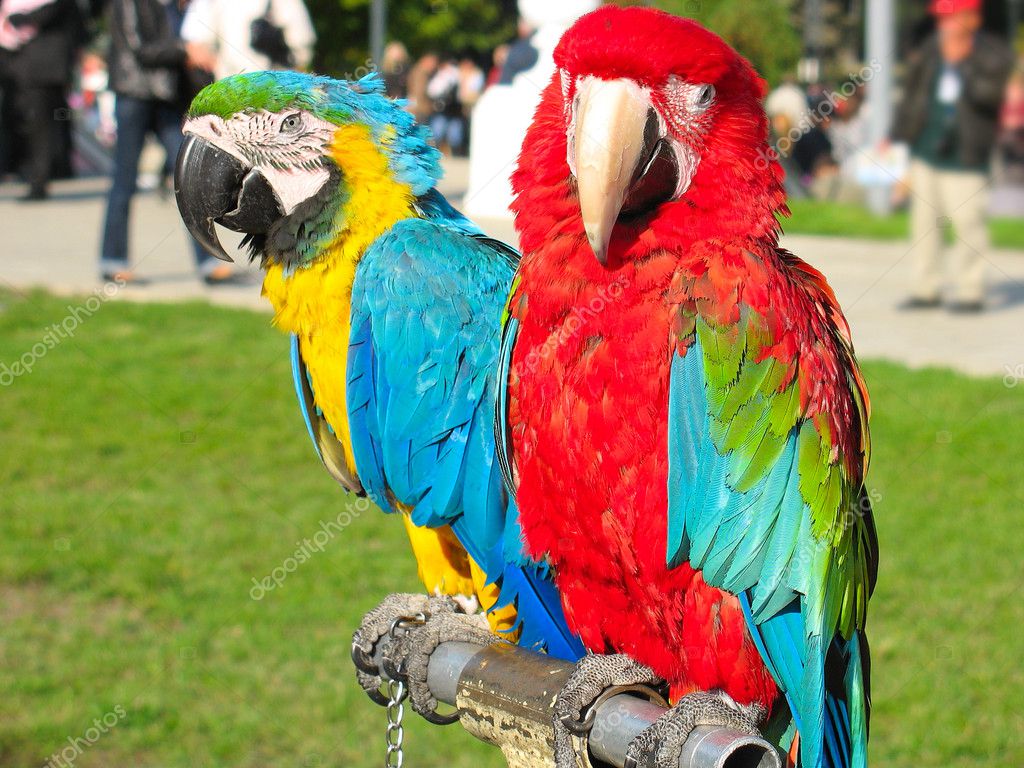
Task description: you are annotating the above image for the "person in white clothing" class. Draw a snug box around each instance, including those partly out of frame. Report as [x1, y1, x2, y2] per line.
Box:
[180, 0, 315, 81]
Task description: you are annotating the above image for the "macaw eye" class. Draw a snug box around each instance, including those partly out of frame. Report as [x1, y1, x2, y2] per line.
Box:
[694, 84, 715, 109]
[281, 113, 302, 134]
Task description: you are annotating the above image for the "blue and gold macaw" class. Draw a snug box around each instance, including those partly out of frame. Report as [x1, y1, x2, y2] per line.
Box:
[174, 71, 582, 658]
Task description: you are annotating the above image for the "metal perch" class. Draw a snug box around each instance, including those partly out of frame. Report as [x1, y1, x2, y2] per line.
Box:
[381, 637, 782, 768]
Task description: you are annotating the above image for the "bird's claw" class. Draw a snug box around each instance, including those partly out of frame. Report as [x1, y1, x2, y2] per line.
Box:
[350, 593, 458, 705]
[383, 607, 500, 724]
[623, 691, 765, 768]
[553, 654, 666, 768]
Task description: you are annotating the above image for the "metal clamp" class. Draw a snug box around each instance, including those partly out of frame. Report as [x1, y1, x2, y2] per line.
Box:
[561, 684, 670, 736]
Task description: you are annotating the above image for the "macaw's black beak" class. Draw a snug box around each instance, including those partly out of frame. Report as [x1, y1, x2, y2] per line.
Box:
[174, 134, 284, 262]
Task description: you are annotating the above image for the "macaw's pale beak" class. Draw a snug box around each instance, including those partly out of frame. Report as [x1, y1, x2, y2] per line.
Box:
[572, 78, 680, 265]
[174, 134, 284, 262]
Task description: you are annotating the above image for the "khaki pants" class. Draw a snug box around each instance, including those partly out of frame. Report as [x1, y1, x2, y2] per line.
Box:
[908, 159, 990, 303]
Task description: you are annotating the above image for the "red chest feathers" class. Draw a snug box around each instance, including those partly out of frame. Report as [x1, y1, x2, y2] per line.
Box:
[508, 250, 676, 575]
[507, 246, 778, 709]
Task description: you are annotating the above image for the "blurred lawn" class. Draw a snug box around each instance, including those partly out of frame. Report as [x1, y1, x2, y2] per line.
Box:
[784, 199, 1024, 250]
[1, 290, 1022, 768]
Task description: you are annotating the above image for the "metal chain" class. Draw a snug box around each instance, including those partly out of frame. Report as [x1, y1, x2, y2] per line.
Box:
[384, 675, 407, 768]
[382, 612, 425, 768]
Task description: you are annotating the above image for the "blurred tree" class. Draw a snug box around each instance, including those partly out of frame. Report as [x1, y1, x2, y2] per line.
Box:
[653, 0, 802, 86]
[792, 0, 867, 82]
[304, 0, 517, 76]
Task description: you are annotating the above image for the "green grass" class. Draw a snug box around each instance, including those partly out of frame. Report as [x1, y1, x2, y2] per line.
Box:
[784, 199, 1024, 250]
[1, 291, 1022, 767]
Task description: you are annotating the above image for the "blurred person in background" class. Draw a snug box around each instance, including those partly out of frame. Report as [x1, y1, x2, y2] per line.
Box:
[455, 51, 483, 154]
[99, 0, 239, 285]
[765, 77, 811, 198]
[406, 51, 438, 124]
[829, 86, 870, 180]
[0, 0, 83, 201]
[380, 41, 408, 100]
[486, 43, 508, 88]
[498, 16, 537, 85]
[426, 54, 462, 154]
[892, 0, 1014, 313]
[180, 0, 314, 82]
[426, 52, 483, 157]
[793, 93, 840, 199]
[0, 25, 15, 180]
[998, 64, 1024, 185]
[803, 86, 870, 205]
[765, 77, 809, 139]
[832, 87, 873, 204]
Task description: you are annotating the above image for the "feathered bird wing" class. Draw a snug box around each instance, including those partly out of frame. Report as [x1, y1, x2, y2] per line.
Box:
[665, 244, 876, 768]
[344, 217, 583, 658]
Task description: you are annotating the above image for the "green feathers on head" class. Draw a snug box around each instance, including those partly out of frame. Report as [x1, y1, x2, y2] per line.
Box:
[188, 70, 442, 196]
[190, 71, 355, 123]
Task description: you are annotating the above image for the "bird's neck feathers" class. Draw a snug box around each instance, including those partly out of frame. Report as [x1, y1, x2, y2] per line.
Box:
[260, 123, 425, 469]
[262, 123, 421, 336]
[658, 104, 788, 247]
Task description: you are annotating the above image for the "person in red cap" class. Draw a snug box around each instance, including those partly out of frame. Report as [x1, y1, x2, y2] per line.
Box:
[892, 0, 1014, 313]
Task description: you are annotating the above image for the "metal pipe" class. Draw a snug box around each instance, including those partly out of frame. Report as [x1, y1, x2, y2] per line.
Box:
[425, 641, 475, 703]
[369, 0, 386, 71]
[421, 642, 781, 768]
[865, 0, 896, 215]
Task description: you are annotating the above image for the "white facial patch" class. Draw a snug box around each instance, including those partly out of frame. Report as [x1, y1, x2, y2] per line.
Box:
[674, 142, 699, 198]
[656, 77, 716, 198]
[257, 164, 331, 214]
[661, 76, 716, 129]
[183, 109, 337, 215]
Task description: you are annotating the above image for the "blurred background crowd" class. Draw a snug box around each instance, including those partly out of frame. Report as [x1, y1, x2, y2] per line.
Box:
[0, 0, 541, 187]
[0, 0, 1021, 304]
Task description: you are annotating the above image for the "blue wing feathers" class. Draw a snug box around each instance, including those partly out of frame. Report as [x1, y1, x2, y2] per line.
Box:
[670, 338, 866, 768]
[346, 315, 390, 507]
[497, 561, 587, 661]
[666, 345, 707, 565]
[845, 634, 869, 768]
[345, 211, 580, 655]
[291, 334, 321, 456]
[492, 499, 585, 661]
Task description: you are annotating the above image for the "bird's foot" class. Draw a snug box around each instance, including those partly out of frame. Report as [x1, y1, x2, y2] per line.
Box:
[351, 592, 458, 705]
[450, 592, 480, 615]
[553, 654, 666, 768]
[382, 603, 501, 723]
[624, 691, 765, 768]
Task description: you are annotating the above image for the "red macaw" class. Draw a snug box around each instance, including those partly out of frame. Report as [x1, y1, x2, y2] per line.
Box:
[496, 7, 877, 768]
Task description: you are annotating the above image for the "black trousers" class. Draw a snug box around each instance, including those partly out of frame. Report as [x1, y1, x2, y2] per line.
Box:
[0, 79, 17, 178]
[16, 84, 64, 192]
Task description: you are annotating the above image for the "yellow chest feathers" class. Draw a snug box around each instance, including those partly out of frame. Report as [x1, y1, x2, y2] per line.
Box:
[261, 124, 415, 476]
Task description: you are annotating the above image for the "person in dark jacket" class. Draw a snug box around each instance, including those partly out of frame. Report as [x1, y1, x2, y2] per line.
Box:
[892, 0, 1014, 312]
[0, 0, 83, 200]
[99, 0, 238, 284]
[498, 19, 538, 85]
